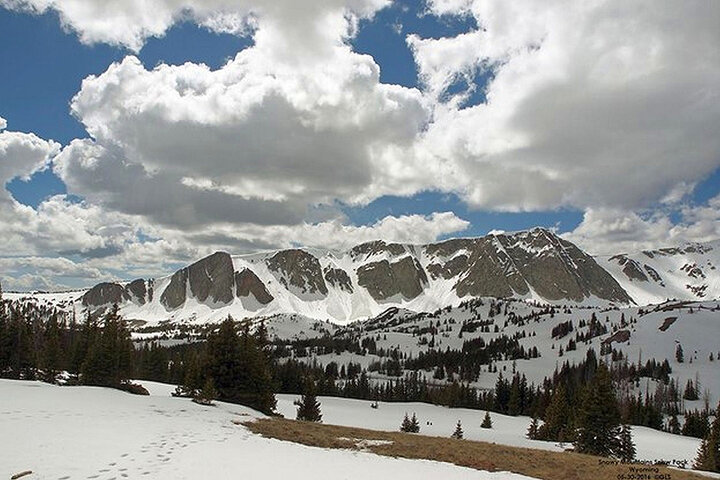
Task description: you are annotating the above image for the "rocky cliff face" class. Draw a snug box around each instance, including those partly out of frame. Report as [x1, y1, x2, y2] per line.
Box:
[79, 228, 720, 323]
[266, 249, 328, 296]
[324, 267, 353, 293]
[161, 252, 235, 310]
[357, 256, 428, 301]
[235, 268, 273, 305]
[82, 282, 129, 307]
[83, 279, 152, 307]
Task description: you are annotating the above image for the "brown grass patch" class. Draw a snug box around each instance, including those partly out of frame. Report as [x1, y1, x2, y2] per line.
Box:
[245, 417, 706, 480]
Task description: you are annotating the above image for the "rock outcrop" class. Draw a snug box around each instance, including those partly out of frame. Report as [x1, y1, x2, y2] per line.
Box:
[82, 282, 129, 307]
[357, 256, 428, 301]
[324, 267, 353, 293]
[235, 268, 274, 304]
[266, 249, 328, 296]
[161, 252, 235, 309]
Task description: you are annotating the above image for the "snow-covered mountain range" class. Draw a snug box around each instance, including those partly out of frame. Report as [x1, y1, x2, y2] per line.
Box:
[8, 228, 720, 325]
[601, 240, 720, 306]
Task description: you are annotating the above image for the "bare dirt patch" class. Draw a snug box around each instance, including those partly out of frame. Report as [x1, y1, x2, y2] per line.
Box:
[245, 417, 707, 480]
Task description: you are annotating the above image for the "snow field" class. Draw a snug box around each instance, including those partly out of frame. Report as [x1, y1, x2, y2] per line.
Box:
[0, 380, 536, 480]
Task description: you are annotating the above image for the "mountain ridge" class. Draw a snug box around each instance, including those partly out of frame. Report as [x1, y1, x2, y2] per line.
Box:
[11, 229, 719, 325]
[77, 228, 632, 324]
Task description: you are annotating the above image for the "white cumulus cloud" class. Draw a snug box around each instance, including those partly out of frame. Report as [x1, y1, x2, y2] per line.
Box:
[408, 0, 720, 212]
[563, 197, 720, 256]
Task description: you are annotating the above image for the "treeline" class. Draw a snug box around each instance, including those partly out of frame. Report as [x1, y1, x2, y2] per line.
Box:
[0, 298, 140, 392]
[0, 295, 275, 412]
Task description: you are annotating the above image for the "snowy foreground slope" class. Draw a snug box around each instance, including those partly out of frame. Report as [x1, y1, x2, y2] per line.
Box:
[276, 394, 701, 468]
[0, 380, 535, 480]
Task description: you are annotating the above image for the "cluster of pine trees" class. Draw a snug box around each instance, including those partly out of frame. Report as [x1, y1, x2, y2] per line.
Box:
[173, 317, 276, 414]
[0, 294, 138, 391]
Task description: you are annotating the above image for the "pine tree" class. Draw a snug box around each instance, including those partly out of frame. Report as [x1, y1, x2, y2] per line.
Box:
[694, 401, 720, 472]
[668, 414, 681, 435]
[676, 344, 684, 363]
[205, 317, 276, 414]
[527, 417, 539, 439]
[684, 379, 699, 400]
[410, 413, 420, 433]
[451, 420, 464, 439]
[508, 375, 521, 416]
[176, 350, 203, 397]
[574, 363, 622, 457]
[616, 425, 636, 462]
[295, 379, 322, 422]
[0, 289, 8, 372]
[41, 314, 62, 382]
[81, 305, 132, 387]
[537, 384, 569, 441]
[481, 411, 493, 429]
[400, 413, 413, 432]
[193, 377, 218, 406]
[400, 412, 420, 433]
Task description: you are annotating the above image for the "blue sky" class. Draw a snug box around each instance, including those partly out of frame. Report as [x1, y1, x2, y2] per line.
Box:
[0, 0, 718, 290]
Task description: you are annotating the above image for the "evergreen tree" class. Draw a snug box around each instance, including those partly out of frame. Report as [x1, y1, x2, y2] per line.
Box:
[205, 317, 276, 414]
[400, 413, 413, 432]
[537, 384, 569, 441]
[451, 420, 464, 439]
[694, 402, 720, 472]
[295, 379, 322, 422]
[81, 305, 133, 387]
[409, 412, 420, 433]
[527, 417, 539, 439]
[683, 379, 699, 400]
[683, 409, 710, 438]
[41, 314, 62, 382]
[193, 377, 218, 406]
[178, 350, 203, 396]
[668, 414, 681, 435]
[574, 363, 622, 457]
[481, 411, 493, 429]
[676, 344, 684, 363]
[508, 375, 522, 416]
[616, 425, 636, 462]
[400, 412, 420, 433]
